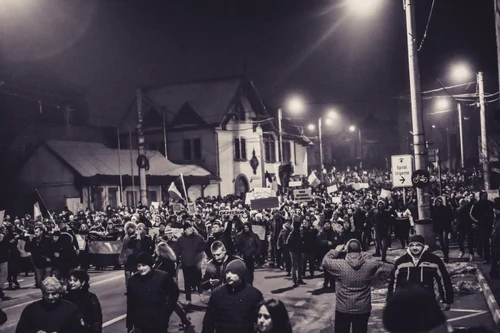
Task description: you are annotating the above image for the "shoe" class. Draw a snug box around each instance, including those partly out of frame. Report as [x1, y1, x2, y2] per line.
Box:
[7, 284, 13, 290]
[286, 272, 291, 277]
[0, 290, 5, 300]
[459, 252, 464, 259]
[310, 273, 315, 278]
[323, 283, 328, 289]
[298, 280, 306, 285]
[469, 254, 474, 262]
[293, 282, 299, 288]
[373, 253, 381, 257]
[14, 284, 21, 290]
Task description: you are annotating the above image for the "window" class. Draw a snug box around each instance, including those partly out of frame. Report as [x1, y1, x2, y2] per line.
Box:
[193, 138, 202, 160]
[92, 188, 103, 211]
[283, 140, 291, 162]
[126, 191, 137, 207]
[108, 187, 118, 208]
[233, 101, 245, 121]
[234, 137, 247, 161]
[148, 191, 158, 204]
[182, 138, 202, 160]
[264, 134, 276, 163]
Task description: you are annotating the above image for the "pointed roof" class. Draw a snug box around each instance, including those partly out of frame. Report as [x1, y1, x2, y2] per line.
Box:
[171, 102, 207, 127]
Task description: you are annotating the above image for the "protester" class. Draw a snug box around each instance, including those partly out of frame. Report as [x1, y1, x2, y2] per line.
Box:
[287, 216, 306, 287]
[256, 298, 293, 333]
[301, 218, 318, 278]
[372, 200, 393, 262]
[387, 234, 454, 309]
[51, 230, 78, 284]
[126, 252, 179, 333]
[470, 191, 494, 264]
[431, 197, 454, 263]
[235, 222, 262, 285]
[202, 241, 240, 290]
[322, 239, 381, 333]
[25, 225, 53, 288]
[490, 198, 500, 279]
[201, 259, 264, 333]
[0, 226, 9, 299]
[457, 198, 474, 261]
[16, 277, 83, 333]
[64, 269, 103, 333]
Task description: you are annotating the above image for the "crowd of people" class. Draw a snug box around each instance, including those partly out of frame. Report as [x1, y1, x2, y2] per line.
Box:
[0, 167, 499, 333]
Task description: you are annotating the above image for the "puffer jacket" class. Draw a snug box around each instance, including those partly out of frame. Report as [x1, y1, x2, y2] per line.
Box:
[387, 246, 454, 304]
[234, 225, 262, 259]
[322, 250, 380, 314]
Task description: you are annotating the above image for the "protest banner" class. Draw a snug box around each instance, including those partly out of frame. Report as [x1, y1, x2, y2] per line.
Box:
[89, 240, 122, 267]
[351, 183, 369, 190]
[252, 225, 266, 240]
[251, 197, 280, 210]
[380, 189, 392, 199]
[289, 181, 302, 188]
[187, 203, 196, 215]
[487, 189, 499, 200]
[293, 188, 313, 203]
[327, 185, 338, 194]
[253, 187, 273, 199]
[331, 196, 341, 204]
[172, 203, 184, 213]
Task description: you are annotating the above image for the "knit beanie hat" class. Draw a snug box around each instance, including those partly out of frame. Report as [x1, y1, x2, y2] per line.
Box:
[408, 235, 425, 246]
[383, 284, 447, 333]
[182, 222, 192, 231]
[136, 252, 154, 267]
[226, 259, 248, 282]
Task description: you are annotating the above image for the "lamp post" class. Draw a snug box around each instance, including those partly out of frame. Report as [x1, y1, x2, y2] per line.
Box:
[278, 97, 305, 163]
[349, 125, 362, 169]
[308, 110, 338, 181]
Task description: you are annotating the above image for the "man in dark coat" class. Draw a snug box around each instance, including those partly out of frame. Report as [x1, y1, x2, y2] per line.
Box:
[287, 216, 305, 287]
[206, 219, 234, 258]
[470, 190, 495, 263]
[25, 225, 54, 288]
[201, 241, 240, 290]
[234, 222, 262, 284]
[301, 218, 318, 278]
[52, 230, 78, 284]
[201, 259, 263, 333]
[371, 201, 394, 262]
[126, 252, 179, 333]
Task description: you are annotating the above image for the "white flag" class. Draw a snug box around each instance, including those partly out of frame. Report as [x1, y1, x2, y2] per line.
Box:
[274, 163, 281, 186]
[308, 172, 321, 188]
[34, 202, 42, 221]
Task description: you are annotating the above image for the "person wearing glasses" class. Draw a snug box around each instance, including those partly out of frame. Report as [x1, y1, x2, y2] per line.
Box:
[201, 241, 240, 290]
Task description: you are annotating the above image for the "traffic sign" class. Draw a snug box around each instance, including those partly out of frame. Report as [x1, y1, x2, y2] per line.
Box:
[411, 169, 430, 189]
[391, 154, 413, 188]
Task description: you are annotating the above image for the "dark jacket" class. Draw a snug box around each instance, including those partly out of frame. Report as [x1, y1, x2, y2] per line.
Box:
[301, 227, 318, 254]
[277, 227, 291, 251]
[153, 255, 176, 277]
[0, 234, 10, 264]
[126, 234, 154, 270]
[316, 228, 343, 256]
[52, 233, 78, 269]
[322, 250, 380, 314]
[431, 204, 454, 232]
[371, 209, 393, 232]
[457, 205, 473, 230]
[174, 232, 207, 267]
[201, 283, 263, 333]
[16, 299, 83, 333]
[353, 208, 367, 230]
[387, 247, 454, 304]
[470, 199, 494, 228]
[286, 224, 303, 253]
[126, 269, 179, 331]
[235, 226, 262, 259]
[201, 255, 240, 290]
[64, 289, 102, 333]
[25, 234, 53, 269]
[206, 220, 234, 257]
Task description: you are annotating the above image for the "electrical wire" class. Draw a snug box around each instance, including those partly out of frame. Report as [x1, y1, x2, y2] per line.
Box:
[418, 0, 436, 52]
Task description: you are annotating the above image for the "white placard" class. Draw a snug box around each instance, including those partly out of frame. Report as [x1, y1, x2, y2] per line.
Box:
[151, 202, 159, 209]
[327, 185, 338, 193]
[380, 189, 392, 199]
[487, 189, 499, 200]
[245, 192, 254, 205]
[253, 187, 273, 199]
[187, 203, 196, 215]
[289, 181, 302, 188]
[0, 210, 4, 226]
[391, 154, 413, 188]
[331, 197, 341, 204]
[351, 183, 369, 190]
[293, 188, 313, 203]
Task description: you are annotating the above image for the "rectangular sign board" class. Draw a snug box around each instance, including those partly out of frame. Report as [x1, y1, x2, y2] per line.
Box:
[250, 197, 280, 210]
[289, 181, 302, 188]
[293, 188, 313, 203]
[327, 185, 338, 193]
[391, 154, 413, 188]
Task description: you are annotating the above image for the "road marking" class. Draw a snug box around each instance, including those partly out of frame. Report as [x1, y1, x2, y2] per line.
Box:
[447, 311, 488, 323]
[4, 279, 24, 285]
[3, 273, 123, 311]
[103, 314, 127, 327]
[295, 300, 306, 307]
[315, 281, 323, 287]
[451, 309, 486, 313]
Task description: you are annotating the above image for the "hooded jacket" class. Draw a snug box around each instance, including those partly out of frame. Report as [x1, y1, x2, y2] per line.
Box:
[174, 232, 207, 267]
[387, 246, 454, 305]
[431, 198, 454, 232]
[322, 249, 380, 314]
[234, 223, 262, 259]
[470, 198, 494, 228]
[286, 222, 303, 253]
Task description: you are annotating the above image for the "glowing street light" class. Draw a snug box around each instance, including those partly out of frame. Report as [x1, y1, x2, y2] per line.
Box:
[345, 0, 384, 17]
[349, 125, 356, 132]
[450, 63, 472, 83]
[435, 98, 451, 110]
[287, 96, 305, 113]
[349, 125, 363, 168]
[327, 109, 339, 119]
[308, 124, 316, 131]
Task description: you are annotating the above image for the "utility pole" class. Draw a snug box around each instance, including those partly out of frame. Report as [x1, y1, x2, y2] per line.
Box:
[278, 108, 284, 163]
[458, 103, 465, 169]
[318, 116, 324, 181]
[136, 88, 148, 206]
[358, 128, 363, 169]
[478, 72, 490, 190]
[405, 0, 431, 221]
[162, 109, 168, 159]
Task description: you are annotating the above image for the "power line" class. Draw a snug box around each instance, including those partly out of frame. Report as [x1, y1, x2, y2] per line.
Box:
[418, 0, 436, 52]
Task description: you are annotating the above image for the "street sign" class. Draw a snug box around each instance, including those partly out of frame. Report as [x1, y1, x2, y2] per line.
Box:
[411, 169, 430, 189]
[391, 154, 413, 188]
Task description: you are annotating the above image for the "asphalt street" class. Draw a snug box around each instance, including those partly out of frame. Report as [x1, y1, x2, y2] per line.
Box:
[0, 250, 495, 332]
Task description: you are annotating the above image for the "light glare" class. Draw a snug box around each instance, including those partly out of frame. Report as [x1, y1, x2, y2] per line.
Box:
[349, 125, 356, 132]
[450, 63, 472, 83]
[346, 0, 384, 17]
[287, 96, 305, 113]
[308, 124, 316, 131]
[435, 98, 451, 110]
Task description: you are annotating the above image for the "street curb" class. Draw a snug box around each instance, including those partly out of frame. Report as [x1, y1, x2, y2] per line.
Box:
[476, 267, 500, 329]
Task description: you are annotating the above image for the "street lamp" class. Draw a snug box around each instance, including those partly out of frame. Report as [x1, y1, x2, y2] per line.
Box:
[345, 0, 384, 17]
[308, 109, 339, 180]
[278, 96, 305, 163]
[349, 125, 363, 169]
[434, 97, 465, 170]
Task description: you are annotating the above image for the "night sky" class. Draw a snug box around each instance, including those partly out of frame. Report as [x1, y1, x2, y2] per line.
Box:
[0, 0, 498, 127]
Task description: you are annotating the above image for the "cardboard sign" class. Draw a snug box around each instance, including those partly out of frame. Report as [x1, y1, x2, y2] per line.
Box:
[293, 188, 313, 203]
[0, 210, 4, 226]
[289, 181, 302, 188]
[251, 197, 280, 210]
[327, 185, 338, 193]
[151, 202, 159, 209]
[252, 225, 266, 240]
[245, 192, 254, 205]
[187, 203, 196, 215]
[380, 189, 392, 199]
[253, 187, 273, 199]
[220, 210, 247, 219]
[487, 189, 499, 200]
[172, 203, 184, 213]
[351, 183, 369, 190]
[76, 234, 86, 250]
[331, 197, 342, 204]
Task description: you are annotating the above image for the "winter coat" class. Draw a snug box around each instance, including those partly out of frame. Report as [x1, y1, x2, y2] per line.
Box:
[470, 200, 495, 228]
[301, 227, 318, 254]
[353, 209, 367, 230]
[322, 250, 380, 314]
[153, 255, 177, 277]
[64, 289, 102, 333]
[277, 228, 291, 251]
[201, 255, 241, 290]
[206, 219, 234, 256]
[286, 226, 303, 253]
[174, 233, 207, 267]
[235, 229, 262, 259]
[126, 269, 179, 331]
[387, 247, 454, 304]
[371, 209, 393, 232]
[431, 204, 454, 232]
[457, 205, 473, 230]
[316, 228, 343, 256]
[0, 234, 9, 264]
[15, 299, 83, 333]
[201, 283, 264, 333]
[25, 235, 53, 269]
[52, 233, 78, 270]
[126, 234, 154, 270]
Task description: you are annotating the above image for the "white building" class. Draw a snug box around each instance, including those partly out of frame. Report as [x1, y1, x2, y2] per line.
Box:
[120, 76, 311, 199]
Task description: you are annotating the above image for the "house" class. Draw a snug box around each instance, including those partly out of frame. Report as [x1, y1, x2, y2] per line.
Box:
[119, 75, 311, 198]
[17, 140, 214, 212]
